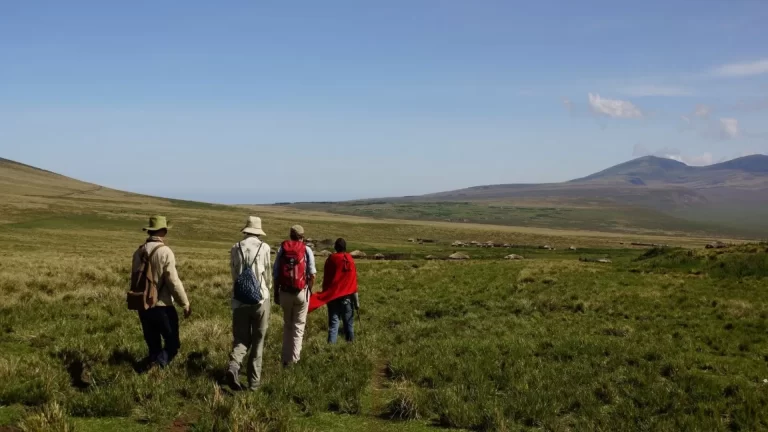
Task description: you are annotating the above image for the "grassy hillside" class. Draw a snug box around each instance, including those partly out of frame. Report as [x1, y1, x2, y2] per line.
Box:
[290, 200, 759, 239]
[290, 155, 768, 238]
[1, 160, 767, 431]
[0, 158, 99, 197]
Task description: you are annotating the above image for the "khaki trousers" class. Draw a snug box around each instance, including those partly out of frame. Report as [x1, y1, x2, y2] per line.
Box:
[229, 300, 270, 389]
[279, 290, 309, 365]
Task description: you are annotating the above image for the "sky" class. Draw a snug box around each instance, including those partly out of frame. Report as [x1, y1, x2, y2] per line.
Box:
[1, 0, 767, 203]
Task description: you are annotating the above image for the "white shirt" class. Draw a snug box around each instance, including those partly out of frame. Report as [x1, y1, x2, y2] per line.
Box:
[230, 235, 271, 308]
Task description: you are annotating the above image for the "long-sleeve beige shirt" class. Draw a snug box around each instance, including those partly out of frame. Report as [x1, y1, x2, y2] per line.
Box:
[131, 237, 190, 308]
[230, 235, 272, 308]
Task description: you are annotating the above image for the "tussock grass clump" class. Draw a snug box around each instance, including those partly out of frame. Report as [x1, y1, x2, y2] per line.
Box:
[68, 384, 134, 418]
[193, 385, 300, 432]
[635, 245, 768, 278]
[0, 358, 68, 407]
[383, 382, 424, 420]
[18, 402, 74, 432]
[517, 268, 536, 283]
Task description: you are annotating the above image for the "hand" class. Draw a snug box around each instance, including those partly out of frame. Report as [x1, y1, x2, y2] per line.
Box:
[183, 305, 192, 318]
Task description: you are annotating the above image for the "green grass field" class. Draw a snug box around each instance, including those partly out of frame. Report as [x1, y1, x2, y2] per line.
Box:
[289, 200, 761, 239]
[1, 165, 767, 431]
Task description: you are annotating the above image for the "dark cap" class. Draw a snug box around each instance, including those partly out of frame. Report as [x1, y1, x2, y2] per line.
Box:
[334, 238, 347, 252]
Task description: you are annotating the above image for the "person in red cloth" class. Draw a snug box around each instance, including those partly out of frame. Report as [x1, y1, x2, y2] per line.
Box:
[309, 238, 359, 343]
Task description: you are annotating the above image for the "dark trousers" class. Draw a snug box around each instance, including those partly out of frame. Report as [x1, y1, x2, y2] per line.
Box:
[328, 296, 355, 343]
[138, 306, 180, 367]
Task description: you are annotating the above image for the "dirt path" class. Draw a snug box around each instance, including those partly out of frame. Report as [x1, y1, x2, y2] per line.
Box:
[368, 358, 390, 418]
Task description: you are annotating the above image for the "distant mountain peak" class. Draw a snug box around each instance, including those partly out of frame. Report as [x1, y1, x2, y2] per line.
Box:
[574, 155, 689, 183]
[625, 155, 688, 166]
[708, 154, 768, 173]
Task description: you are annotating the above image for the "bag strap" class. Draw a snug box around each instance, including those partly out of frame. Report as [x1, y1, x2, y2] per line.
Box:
[252, 242, 264, 268]
[238, 242, 247, 265]
[138, 245, 150, 262]
[239, 241, 264, 271]
[147, 244, 167, 262]
[142, 244, 168, 294]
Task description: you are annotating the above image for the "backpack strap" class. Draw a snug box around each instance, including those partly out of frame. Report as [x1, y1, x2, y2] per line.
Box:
[239, 241, 264, 271]
[137, 245, 149, 262]
[238, 242, 247, 265]
[252, 242, 264, 268]
[142, 244, 168, 295]
[147, 244, 167, 261]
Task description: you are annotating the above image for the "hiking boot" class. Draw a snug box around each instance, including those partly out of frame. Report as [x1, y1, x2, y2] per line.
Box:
[226, 368, 242, 391]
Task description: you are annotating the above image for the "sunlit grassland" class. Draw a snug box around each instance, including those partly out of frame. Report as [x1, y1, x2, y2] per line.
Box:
[286, 200, 759, 239]
[1, 180, 767, 430]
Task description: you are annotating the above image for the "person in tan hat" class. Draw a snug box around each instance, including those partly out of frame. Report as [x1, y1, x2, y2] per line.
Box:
[273, 224, 316, 366]
[226, 216, 272, 391]
[130, 215, 191, 370]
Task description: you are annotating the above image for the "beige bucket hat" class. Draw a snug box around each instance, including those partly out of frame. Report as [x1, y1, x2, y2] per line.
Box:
[242, 216, 267, 236]
[143, 215, 170, 231]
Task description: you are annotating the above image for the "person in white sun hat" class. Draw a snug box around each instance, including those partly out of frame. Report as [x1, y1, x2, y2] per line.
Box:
[226, 216, 272, 391]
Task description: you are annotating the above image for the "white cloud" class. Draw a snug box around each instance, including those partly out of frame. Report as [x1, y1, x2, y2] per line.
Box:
[619, 85, 693, 97]
[719, 118, 740, 140]
[588, 93, 644, 118]
[680, 105, 746, 141]
[694, 104, 712, 118]
[711, 59, 768, 78]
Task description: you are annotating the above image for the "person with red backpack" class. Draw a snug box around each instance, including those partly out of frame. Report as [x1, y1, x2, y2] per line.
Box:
[273, 225, 317, 366]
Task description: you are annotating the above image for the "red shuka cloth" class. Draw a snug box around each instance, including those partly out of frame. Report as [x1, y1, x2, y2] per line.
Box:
[309, 252, 358, 313]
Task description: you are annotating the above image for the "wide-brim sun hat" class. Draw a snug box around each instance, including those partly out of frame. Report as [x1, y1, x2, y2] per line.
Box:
[242, 216, 267, 236]
[143, 215, 170, 231]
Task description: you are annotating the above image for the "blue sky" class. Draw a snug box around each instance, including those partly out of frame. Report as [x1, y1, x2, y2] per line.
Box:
[1, 0, 767, 203]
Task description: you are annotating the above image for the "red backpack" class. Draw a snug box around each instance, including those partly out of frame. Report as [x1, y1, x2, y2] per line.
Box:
[277, 240, 307, 292]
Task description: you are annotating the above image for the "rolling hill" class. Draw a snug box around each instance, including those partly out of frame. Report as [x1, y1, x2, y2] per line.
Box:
[422, 155, 768, 207]
[0, 157, 103, 197]
[291, 155, 768, 238]
[3, 155, 766, 238]
[0, 158, 227, 227]
[3, 156, 716, 253]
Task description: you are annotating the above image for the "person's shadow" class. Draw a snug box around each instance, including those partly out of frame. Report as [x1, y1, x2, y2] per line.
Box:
[108, 348, 146, 374]
[184, 351, 242, 394]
